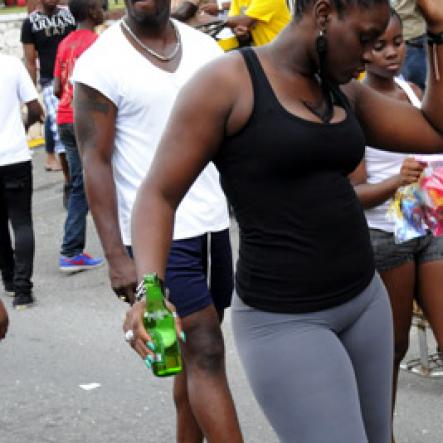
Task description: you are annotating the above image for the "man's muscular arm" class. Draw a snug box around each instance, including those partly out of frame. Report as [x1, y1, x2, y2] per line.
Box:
[74, 83, 136, 304]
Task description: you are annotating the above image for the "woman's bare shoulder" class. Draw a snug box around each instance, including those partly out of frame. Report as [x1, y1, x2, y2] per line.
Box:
[340, 79, 364, 111]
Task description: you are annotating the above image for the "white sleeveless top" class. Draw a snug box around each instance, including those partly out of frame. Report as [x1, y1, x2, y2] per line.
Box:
[364, 77, 443, 232]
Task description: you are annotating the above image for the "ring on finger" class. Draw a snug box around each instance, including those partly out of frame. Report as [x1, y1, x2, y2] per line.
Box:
[124, 329, 135, 343]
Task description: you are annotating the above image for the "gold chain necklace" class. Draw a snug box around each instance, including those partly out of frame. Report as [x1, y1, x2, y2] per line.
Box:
[121, 17, 181, 62]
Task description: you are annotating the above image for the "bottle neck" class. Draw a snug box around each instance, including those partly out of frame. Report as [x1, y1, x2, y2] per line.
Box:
[144, 274, 166, 310]
[146, 288, 165, 309]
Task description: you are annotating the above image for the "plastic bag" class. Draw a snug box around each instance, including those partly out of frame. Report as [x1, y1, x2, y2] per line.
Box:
[387, 161, 443, 243]
[387, 183, 427, 243]
[419, 162, 443, 236]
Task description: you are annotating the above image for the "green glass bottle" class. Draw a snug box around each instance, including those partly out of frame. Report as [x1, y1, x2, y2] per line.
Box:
[143, 273, 182, 377]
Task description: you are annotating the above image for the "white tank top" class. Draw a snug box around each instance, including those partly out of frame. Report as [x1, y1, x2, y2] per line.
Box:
[364, 77, 443, 232]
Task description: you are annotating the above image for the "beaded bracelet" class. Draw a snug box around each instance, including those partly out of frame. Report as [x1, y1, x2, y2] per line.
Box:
[135, 275, 166, 302]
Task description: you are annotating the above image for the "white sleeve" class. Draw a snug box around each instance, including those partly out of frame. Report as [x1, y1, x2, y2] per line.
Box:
[72, 45, 119, 106]
[16, 59, 38, 104]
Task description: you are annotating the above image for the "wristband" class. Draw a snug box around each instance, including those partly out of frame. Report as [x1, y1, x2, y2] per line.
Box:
[135, 275, 166, 302]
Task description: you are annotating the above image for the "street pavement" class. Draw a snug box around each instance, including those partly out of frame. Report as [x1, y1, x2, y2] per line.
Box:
[0, 148, 442, 443]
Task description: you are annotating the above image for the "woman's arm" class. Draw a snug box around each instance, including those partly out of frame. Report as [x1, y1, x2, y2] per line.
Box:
[349, 157, 427, 209]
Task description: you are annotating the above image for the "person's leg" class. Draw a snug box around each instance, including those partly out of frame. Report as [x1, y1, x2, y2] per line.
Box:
[58, 125, 103, 272]
[0, 168, 15, 292]
[59, 152, 70, 209]
[174, 368, 204, 443]
[339, 273, 394, 443]
[416, 236, 443, 351]
[378, 262, 415, 411]
[179, 305, 242, 443]
[166, 234, 241, 443]
[368, 229, 417, 419]
[2, 162, 35, 306]
[60, 124, 88, 257]
[44, 115, 54, 155]
[43, 115, 61, 171]
[43, 83, 69, 190]
[417, 263, 443, 348]
[231, 292, 375, 443]
[42, 88, 61, 171]
[173, 230, 233, 442]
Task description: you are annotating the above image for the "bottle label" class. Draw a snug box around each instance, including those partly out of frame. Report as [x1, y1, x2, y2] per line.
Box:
[144, 310, 167, 321]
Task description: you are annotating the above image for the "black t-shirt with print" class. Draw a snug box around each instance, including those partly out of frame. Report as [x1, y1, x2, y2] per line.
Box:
[21, 8, 76, 83]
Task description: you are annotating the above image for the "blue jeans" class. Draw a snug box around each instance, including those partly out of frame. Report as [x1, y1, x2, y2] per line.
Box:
[401, 38, 427, 91]
[44, 116, 55, 154]
[59, 124, 88, 257]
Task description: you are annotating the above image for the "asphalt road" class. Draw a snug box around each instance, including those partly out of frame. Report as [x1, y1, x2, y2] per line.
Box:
[0, 148, 442, 442]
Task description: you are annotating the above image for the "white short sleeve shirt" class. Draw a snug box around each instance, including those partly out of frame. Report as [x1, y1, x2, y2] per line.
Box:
[73, 20, 229, 244]
[0, 54, 38, 167]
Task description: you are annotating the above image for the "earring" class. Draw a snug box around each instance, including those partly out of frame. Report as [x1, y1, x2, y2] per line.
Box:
[316, 29, 328, 55]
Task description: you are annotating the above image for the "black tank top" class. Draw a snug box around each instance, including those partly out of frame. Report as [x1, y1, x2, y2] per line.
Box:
[214, 48, 375, 313]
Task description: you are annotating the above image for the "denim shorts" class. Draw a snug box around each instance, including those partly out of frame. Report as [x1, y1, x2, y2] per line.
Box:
[369, 229, 443, 272]
[128, 229, 233, 318]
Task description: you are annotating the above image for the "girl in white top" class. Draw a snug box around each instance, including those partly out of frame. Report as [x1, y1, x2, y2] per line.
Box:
[349, 9, 443, 436]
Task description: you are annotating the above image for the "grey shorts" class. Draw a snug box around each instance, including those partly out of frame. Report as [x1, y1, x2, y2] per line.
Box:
[369, 229, 443, 272]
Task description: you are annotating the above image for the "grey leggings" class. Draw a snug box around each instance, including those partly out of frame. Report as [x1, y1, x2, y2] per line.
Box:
[231, 273, 393, 443]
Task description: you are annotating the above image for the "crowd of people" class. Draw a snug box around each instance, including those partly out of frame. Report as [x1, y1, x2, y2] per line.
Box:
[1, 0, 443, 442]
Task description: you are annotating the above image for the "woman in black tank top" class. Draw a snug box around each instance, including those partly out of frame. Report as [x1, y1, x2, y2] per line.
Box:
[127, 0, 443, 441]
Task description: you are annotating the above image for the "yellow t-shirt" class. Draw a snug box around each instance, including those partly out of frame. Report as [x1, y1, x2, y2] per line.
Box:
[228, 0, 291, 46]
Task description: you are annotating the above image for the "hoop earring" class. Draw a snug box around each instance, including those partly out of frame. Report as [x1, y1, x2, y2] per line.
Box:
[316, 29, 328, 56]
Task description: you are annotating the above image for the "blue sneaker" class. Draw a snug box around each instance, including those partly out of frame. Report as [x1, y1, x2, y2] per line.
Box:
[59, 253, 104, 273]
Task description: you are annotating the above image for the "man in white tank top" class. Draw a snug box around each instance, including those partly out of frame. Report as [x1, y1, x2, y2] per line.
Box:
[72, 0, 242, 441]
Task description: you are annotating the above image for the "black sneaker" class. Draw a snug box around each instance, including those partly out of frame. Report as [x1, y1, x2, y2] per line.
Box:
[13, 292, 34, 309]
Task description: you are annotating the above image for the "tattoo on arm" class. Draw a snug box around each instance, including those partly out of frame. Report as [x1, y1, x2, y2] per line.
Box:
[75, 83, 111, 115]
[76, 100, 110, 114]
[74, 84, 114, 152]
